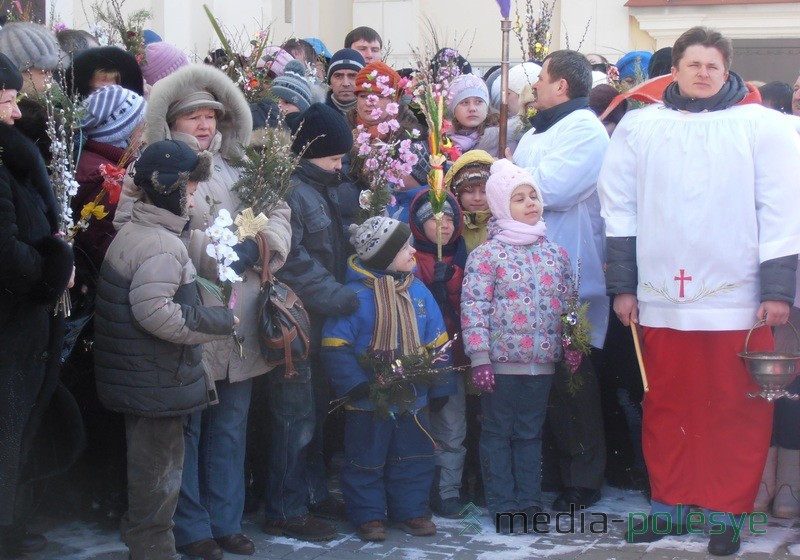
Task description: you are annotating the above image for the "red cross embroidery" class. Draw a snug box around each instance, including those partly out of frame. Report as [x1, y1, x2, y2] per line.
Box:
[674, 269, 692, 298]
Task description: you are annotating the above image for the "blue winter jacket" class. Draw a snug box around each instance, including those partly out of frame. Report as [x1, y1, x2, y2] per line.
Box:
[321, 255, 456, 412]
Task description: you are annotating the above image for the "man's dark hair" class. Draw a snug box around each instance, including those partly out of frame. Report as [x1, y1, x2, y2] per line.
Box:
[543, 50, 592, 99]
[56, 29, 100, 56]
[283, 38, 316, 63]
[759, 81, 793, 114]
[344, 26, 382, 49]
[672, 26, 732, 72]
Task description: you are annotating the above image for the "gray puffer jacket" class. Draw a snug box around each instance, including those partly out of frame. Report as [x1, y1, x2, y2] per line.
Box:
[95, 202, 235, 418]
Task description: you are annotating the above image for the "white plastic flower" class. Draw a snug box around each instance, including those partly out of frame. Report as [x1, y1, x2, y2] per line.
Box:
[216, 209, 234, 227]
[358, 190, 372, 210]
[220, 228, 239, 247]
[207, 224, 225, 240]
[219, 265, 243, 283]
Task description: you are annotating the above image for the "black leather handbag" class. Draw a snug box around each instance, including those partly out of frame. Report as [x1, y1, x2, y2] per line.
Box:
[255, 232, 311, 376]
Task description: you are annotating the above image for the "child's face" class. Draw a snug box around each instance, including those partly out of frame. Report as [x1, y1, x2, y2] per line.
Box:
[386, 241, 416, 273]
[307, 154, 344, 173]
[278, 98, 300, 114]
[453, 96, 488, 129]
[458, 184, 488, 212]
[509, 184, 542, 226]
[185, 181, 198, 211]
[422, 215, 455, 245]
[507, 90, 521, 115]
[89, 70, 120, 92]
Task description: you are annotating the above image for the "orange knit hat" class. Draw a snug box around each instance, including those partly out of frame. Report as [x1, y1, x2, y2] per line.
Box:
[353, 61, 401, 99]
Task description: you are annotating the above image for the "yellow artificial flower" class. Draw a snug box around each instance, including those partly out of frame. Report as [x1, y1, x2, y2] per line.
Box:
[80, 202, 109, 221]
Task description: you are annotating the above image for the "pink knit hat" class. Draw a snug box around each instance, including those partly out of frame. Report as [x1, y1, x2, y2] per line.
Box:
[447, 73, 488, 114]
[140, 42, 189, 85]
[485, 159, 543, 220]
[258, 46, 294, 76]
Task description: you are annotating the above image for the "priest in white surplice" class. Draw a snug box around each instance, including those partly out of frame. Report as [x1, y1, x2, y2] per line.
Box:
[598, 26, 800, 556]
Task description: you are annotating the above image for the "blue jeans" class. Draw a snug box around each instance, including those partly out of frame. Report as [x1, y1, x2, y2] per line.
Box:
[341, 410, 436, 526]
[305, 355, 332, 505]
[263, 363, 315, 520]
[617, 387, 645, 473]
[480, 374, 553, 514]
[174, 377, 252, 546]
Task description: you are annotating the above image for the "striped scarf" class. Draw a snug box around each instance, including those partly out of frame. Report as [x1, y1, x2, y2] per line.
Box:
[363, 273, 421, 359]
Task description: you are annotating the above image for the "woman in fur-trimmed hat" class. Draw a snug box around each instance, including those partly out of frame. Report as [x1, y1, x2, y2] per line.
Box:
[115, 63, 291, 558]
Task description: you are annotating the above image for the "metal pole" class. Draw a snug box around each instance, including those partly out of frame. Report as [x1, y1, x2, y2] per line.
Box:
[498, 18, 512, 158]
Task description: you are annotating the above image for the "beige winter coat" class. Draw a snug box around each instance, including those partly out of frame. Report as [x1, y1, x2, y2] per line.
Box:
[116, 64, 292, 383]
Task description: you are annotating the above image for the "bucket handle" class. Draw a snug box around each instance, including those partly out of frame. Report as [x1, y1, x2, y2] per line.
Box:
[742, 319, 800, 354]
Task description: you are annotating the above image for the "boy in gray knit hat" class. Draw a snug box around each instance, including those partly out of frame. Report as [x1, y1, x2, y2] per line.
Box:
[269, 59, 313, 116]
[320, 215, 456, 541]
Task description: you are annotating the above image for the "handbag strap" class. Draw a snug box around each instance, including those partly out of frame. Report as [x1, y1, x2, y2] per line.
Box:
[280, 321, 296, 376]
[255, 231, 273, 287]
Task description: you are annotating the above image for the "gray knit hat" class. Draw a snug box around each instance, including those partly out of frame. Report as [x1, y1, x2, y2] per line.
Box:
[81, 85, 146, 148]
[269, 60, 312, 112]
[349, 216, 412, 271]
[0, 22, 62, 72]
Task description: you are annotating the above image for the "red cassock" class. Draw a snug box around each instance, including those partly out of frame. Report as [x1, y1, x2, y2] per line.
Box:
[641, 326, 773, 514]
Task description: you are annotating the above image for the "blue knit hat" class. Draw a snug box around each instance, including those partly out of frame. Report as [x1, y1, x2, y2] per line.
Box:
[304, 37, 331, 59]
[326, 48, 365, 82]
[81, 84, 146, 147]
[269, 60, 313, 112]
[142, 29, 162, 45]
[616, 51, 652, 81]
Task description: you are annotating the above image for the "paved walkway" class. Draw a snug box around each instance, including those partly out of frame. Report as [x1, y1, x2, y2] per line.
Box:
[33, 487, 800, 560]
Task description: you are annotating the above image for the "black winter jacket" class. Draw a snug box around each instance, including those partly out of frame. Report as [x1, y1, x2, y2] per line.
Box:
[0, 123, 77, 525]
[277, 159, 360, 349]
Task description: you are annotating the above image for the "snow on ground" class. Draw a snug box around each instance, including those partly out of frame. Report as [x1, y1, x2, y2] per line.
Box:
[35, 486, 800, 559]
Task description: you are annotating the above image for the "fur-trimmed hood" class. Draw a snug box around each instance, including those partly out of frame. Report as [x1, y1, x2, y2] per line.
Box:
[145, 64, 252, 159]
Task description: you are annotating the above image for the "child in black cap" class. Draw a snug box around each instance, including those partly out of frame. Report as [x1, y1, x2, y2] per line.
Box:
[94, 140, 237, 560]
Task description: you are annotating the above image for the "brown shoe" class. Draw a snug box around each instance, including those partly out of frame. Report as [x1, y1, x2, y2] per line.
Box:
[356, 520, 386, 541]
[263, 514, 338, 542]
[392, 517, 437, 536]
[176, 538, 223, 560]
[215, 533, 255, 555]
[0, 527, 47, 554]
[308, 496, 347, 520]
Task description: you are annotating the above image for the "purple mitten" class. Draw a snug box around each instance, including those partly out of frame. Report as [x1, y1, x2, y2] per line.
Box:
[472, 364, 495, 393]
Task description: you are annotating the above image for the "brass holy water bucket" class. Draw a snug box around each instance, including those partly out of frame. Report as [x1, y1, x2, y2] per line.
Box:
[738, 320, 800, 401]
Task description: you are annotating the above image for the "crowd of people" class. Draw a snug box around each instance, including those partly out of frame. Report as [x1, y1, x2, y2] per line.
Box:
[0, 16, 799, 560]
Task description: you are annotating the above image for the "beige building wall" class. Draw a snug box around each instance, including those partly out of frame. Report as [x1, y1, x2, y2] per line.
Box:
[50, 0, 799, 71]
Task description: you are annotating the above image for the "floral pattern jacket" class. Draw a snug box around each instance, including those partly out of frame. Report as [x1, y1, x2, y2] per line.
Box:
[461, 236, 574, 375]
